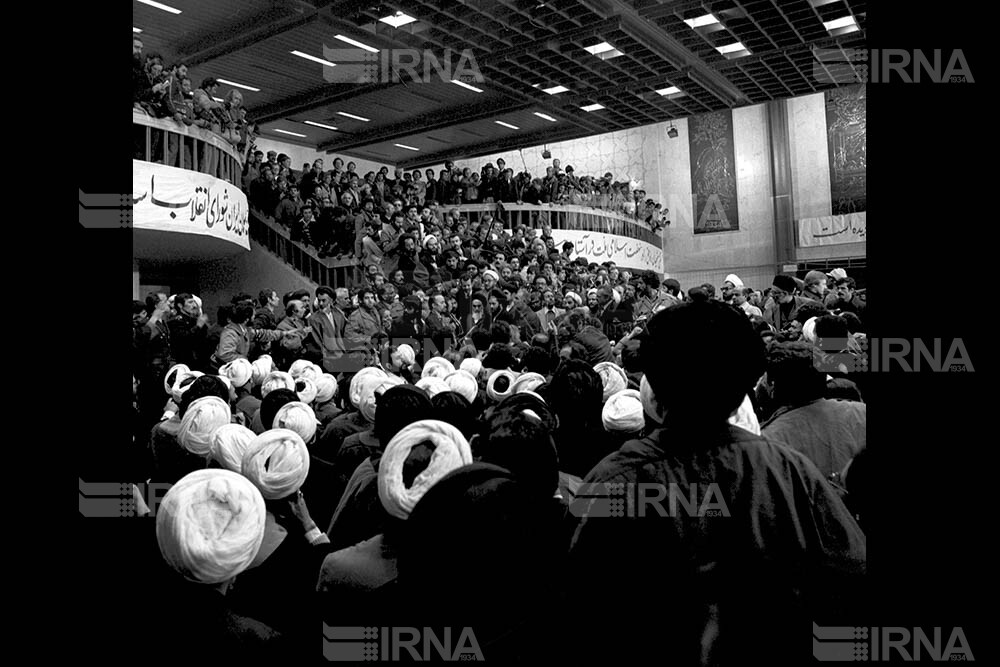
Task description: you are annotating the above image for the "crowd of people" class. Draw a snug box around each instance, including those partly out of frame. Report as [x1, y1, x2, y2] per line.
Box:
[128, 261, 867, 660]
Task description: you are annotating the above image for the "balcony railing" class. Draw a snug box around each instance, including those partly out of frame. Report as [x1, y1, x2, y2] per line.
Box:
[132, 111, 244, 185]
[442, 203, 663, 247]
[250, 209, 359, 289]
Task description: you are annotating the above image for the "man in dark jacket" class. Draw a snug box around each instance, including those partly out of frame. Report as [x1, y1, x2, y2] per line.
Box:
[764, 274, 813, 332]
[567, 301, 866, 665]
[167, 293, 208, 370]
[389, 295, 428, 358]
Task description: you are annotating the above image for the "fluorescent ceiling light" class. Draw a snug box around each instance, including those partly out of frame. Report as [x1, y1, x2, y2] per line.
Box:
[136, 0, 182, 14]
[304, 121, 338, 131]
[495, 121, 519, 129]
[542, 85, 569, 95]
[716, 42, 747, 55]
[534, 112, 557, 122]
[133, 27, 142, 33]
[684, 14, 719, 29]
[584, 41, 615, 55]
[451, 79, 483, 93]
[337, 111, 370, 122]
[656, 86, 682, 96]
[333, 34, 379, 53]
[823, 16, 857, 31]
[217, 78, 260, 92]
[379, 12, 417, 28]
[394, 144, 420, 151]
[212, 97, 224, 102]
[291, 50, 338, 68]
[274, 129, 307, 138]
[580, 103, 605, 112]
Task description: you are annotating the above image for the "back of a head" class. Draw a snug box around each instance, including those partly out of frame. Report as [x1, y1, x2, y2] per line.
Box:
[475, 408, 559, 502]
[620, 338, 643, 374]
[374, 385, 434, 443]
[431, 391, 475, 438]
[766, 341, 827, 405]
[521, 346, 556, 375]
[641, 301, 765, 424]
[548, 359, 603, 427]
[482, 344, 517, 371]
[794, 301, 829, 325]
[260, 388, 298, 430]
[179, 376, 230, 417]
[470, 330, 492, 352]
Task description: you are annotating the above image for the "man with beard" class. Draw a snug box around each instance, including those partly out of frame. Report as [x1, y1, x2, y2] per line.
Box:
[167, 293, 209, 370]
[764, 274, 813, 332]
[389, 295, 428, 358]
[420, 235, 441, 272]
[425, 293, 458, 355]
[534, 289, 564, 329]
[829, 277, 866, 325]
[395, 234, 421, 286]
[346, 287, 384, 357]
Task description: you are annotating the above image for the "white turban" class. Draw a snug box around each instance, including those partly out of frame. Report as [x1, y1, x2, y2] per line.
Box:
[393, 344, 416, 367]
[360, 376, 404, 423]
[482, 269, 499, 283]
[459, 357, 483, 378]
[210, 423, 257, 472]
[602, 389, 644, 433]
[164, 363, 191, 395]
[156, 469, 266, 584]
[217, 375, 233, 394]
[423, 234, 437, 249]
[594, 362, 628, 402]
[724, 274, 744, 289]
[728, 394, 761, 436]
[288, 359, 313, 379]
[241, 429, 311, 499]
[261, 371, 295, 397]
[415, 376, 450, 398]
[486, 370, 519, 402]
[511, 372, 545, 394]
[349, 367, 388, 408]
[802, 316, 818, 344]
[171, 371, 204, 404]
[640, 374, 666, 424]
[219, 358, 253, 389]
[294, 377, 318, 405]
[378, 420, 473, 520]
[314, 373, 338, 404]
[300, 362, 325, 382]
[444, 370, 478, 404]
[251, 356, 274, 386]
[565, 291, 582, 307]
[178, 396, 232, 457]
[421, 356, 455, 379]
[272, 401, 318, 443]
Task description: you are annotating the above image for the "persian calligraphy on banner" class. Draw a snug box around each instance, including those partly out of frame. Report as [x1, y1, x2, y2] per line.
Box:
[689, 109, 739, 234]
[550, 229, 664, 273]
[798, 212, 866, 247]
[131, 160, 250, 250]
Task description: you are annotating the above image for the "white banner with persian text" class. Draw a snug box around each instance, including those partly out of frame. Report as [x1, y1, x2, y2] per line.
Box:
[798, 212, 866, 247]
[550, 229, 664, 273]
[132, 160, 250, 250]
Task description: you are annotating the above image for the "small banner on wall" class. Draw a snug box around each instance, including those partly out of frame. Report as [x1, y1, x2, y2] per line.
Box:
[689, 109, 740, 234]
[132, 160, 250, 250]
[798, 212, 866, 247]
[550, 229, 664, 273]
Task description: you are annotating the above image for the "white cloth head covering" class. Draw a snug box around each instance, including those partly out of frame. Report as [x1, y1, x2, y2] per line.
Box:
[360, 376, 405, 423]
[210, 423, 257, 472]
[171, 371, 204, 404]
[482, 269, 499, 283]
[423, 234, 437, 249]
[251, 356, 274, 386]
[486, 370, 519, 402]
[378, 420, 473, 520]
[294, 377, 318, 405]
[314, 373, 338, 404]
[393, 344, 416, 367]
[156, 469, 266, 584]
[272, 401, 318, 443]
[444, 370, 478, 404]
[178, 396, 232, 457]
[802, 316, 819, 344]
[288, 359, 315, 379]
[827, 267, 848, 281]
[261, 371, 295, 397]
[300, 363, 323, 382]
[594, 362, 629, 402]
[459, 357, 483, 378]
[421, 356, 456, 379]
[565, 291, 583, 307]
[241, 429, 311, 499]
[219, 358, 253, 389]
[640, 374, 666, 424]
[724, 274, 744, 289]
[415, 376, 450, 398]
[602, 389, 645, 433]
[164, 363, 191, 395]
[511, 372, 546, 394]
[728, 394, 761, 436]
[349, 367, 388, 408]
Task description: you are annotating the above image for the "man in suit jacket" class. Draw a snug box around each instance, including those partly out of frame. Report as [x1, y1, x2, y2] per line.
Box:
[534, 289, 565, 330]
[309, 286, 349, 373]
[425, 293, 457, 356]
